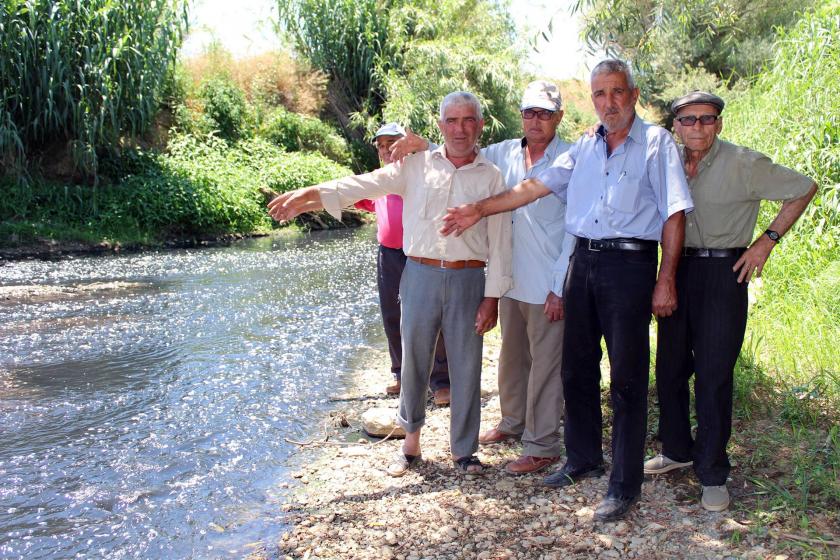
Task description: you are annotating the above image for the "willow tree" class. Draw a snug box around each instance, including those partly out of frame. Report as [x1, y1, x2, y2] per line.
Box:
[571, 0, 816, 117]
[0, 0, 189, 180]
[277, 0, 525, 153]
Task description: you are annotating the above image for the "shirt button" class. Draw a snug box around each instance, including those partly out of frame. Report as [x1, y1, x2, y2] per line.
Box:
[605, 172, 610, 176]
[595, 219, 599, 223]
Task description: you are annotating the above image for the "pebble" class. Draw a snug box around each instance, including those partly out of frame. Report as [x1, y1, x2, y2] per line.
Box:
[264, 342, 786, 560]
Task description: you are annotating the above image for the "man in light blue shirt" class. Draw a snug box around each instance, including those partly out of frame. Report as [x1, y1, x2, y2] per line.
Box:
[392, 80, 575, 475]
[442, 60, 693, 521]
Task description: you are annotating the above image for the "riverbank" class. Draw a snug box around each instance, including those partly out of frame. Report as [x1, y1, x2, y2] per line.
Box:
[259, 332, 838, 559]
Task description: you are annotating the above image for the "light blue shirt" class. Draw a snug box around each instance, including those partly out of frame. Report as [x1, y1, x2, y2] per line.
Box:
[537, 116, 693, 241]
[481, 135, 575, 303]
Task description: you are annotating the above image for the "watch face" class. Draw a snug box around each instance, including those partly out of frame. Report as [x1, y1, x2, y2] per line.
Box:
[767, 230, 780, 241]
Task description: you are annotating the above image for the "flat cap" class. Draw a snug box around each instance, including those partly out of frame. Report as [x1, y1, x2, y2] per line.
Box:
[373, 122, 406, 140]
[671, 91, 725, 114]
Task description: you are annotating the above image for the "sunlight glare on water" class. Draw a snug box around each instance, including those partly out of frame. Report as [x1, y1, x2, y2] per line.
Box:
[0, 227, 380, 559]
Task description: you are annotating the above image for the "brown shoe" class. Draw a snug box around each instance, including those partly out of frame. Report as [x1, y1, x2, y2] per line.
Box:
[433, 387, 450, 406]
[385, 379, 401, 395]
[505, 455, 560, 474]
[478, 427, 518, 445]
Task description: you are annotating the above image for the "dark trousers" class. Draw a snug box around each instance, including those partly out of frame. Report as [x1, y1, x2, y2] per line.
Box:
[655, 255, 748, 486]
[562, 244, 657, 498]
[377, 245, 449, 391]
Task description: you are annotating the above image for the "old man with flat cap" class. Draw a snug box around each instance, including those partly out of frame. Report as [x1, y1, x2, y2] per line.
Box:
[644, 90, 818, 511]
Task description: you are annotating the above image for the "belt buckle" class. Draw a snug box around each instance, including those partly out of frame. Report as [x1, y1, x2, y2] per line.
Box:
[587, 239, 601, 252]
[440, 258, 446, 268]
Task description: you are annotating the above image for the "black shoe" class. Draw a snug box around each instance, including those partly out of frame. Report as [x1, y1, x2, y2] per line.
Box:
[593, 495, 639, 522]
[543, 462, 605, 488]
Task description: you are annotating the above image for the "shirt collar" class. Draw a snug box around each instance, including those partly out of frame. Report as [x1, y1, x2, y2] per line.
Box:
[680, 136, 722, 168]
[431, 143, 488, 167]
[521, 134, 563, 161]
[596, 113, 644, 145]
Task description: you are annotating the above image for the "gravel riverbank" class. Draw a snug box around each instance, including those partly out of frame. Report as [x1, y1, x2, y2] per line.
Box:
[254, 332, 822, 560]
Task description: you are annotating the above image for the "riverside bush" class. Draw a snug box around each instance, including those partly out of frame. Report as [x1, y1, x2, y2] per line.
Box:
[0, 134, 352, 243]
[198, 78, 251, 142]
[259, 108, 351, 166]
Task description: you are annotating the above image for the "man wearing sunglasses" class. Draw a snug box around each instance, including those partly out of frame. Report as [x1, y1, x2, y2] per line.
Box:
[644, 91, 817, 511]
[391, 80, 574, 476]
[439, 60, 694, 521]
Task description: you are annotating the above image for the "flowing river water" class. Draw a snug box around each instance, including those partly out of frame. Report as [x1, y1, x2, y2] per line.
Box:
[0, 227, 382, 559]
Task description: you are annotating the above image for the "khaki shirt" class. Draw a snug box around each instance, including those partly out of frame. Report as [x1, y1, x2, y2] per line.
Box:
[684, 139, 814, 248]
[318, 145, 513, 298]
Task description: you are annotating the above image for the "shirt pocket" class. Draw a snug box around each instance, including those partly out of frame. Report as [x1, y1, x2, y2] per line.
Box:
[420, 184, 449, 220]
[605, 178, 641, 214]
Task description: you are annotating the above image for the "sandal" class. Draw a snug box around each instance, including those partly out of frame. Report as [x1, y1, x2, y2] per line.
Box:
[453, 455, 485, 474]
[387, 451, 422, 477]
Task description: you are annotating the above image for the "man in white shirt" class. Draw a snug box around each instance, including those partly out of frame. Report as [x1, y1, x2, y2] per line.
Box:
[392, 81, 574, 475]
[268, 91, 512, 476]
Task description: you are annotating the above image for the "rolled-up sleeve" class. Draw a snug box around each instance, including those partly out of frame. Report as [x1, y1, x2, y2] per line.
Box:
[484, 174, 513, 298]
[651, 134, 693, 219]
[318, 164, 406, 220]
[550, 232, 576, 296]
[536, 140, 578, 201]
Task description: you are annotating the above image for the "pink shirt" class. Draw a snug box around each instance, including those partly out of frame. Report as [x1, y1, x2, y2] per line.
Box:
[354, 195, 404, 250]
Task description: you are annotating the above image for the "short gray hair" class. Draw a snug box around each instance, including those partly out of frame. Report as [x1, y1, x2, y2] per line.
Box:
[590, 59, 636, 90]
[439, 91, 483, 122]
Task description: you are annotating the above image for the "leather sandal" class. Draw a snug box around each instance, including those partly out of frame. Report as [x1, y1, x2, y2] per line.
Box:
[386, 451, 421, 477]
[453, 455, 485, 474]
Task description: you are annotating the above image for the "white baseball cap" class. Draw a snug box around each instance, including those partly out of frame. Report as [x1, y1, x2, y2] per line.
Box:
[520, 80, 563, 112]
[373, 122, 406, 140]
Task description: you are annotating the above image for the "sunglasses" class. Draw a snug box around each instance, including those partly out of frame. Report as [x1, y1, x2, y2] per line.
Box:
[522, 109, 555, 121]
[675, 114, 720, 126]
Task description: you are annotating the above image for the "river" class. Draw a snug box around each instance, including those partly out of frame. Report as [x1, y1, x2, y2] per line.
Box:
[0, 227, 382, 559]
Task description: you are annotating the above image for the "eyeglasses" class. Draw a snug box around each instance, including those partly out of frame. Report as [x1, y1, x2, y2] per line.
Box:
[675, 114, 720, 126]
[522, 109, 555, 121]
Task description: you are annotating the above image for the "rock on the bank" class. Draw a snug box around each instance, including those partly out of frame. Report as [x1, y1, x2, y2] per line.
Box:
[362, 408, 405, 438]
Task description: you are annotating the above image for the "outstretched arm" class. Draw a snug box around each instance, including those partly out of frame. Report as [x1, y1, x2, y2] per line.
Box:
[389, 129, 430, 162]
[267, 186, 323, 223]
[441, 178, 552, 236]
[733, 183, 817, 283]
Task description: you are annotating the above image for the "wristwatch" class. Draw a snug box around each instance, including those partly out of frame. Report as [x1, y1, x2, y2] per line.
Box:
[765, 229, 782, 242]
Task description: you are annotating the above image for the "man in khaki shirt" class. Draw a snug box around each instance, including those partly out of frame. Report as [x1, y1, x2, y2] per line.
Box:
[268, 91, 512, 477]
[644, 91, 817, 511]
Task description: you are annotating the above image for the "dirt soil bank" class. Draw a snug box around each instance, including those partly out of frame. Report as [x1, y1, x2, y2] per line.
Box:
[252, 332, 832, 560]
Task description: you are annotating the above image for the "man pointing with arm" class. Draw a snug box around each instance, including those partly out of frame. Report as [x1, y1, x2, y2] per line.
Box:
[443, 60, 693, 521]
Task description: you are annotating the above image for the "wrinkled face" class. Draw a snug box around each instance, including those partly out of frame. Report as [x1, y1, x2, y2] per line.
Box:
[375, 135, 402, 165]
[590, 72, 639, 133]
[521, 108, 563, 146]
[673, 104, 722, 153]
[437, 103, 484, 158]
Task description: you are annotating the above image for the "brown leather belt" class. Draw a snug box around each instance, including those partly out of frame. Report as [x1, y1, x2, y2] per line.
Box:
[409, 256, 486, 269]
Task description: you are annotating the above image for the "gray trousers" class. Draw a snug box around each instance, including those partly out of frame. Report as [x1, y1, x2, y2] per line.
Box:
[397, 259, 485, 459]
[497, 297, 565, 457]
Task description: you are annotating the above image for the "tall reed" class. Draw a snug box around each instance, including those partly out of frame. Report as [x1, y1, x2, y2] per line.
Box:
[0, 0, 189, 180]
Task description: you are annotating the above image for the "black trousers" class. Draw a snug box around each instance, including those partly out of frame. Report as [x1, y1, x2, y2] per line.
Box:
[377, 245, 449, 391]
[655, 255, 748, 486]
[562, 244, 657, 498]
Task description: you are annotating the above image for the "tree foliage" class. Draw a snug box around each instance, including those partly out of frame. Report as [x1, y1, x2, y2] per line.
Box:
[573, 0, 816, 115]
[277, 0, 526, 154]
[0, 0, 189, 179]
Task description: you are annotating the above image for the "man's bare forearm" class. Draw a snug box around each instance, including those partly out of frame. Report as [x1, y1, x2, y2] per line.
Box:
[765, 183, 818, 237]
[476, 178, 551, 218]
[658, 211, 685, 282]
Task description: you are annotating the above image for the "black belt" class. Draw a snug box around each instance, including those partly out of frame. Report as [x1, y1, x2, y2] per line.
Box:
[683, 247, 746, 258]
[577, 237, 658, 252]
